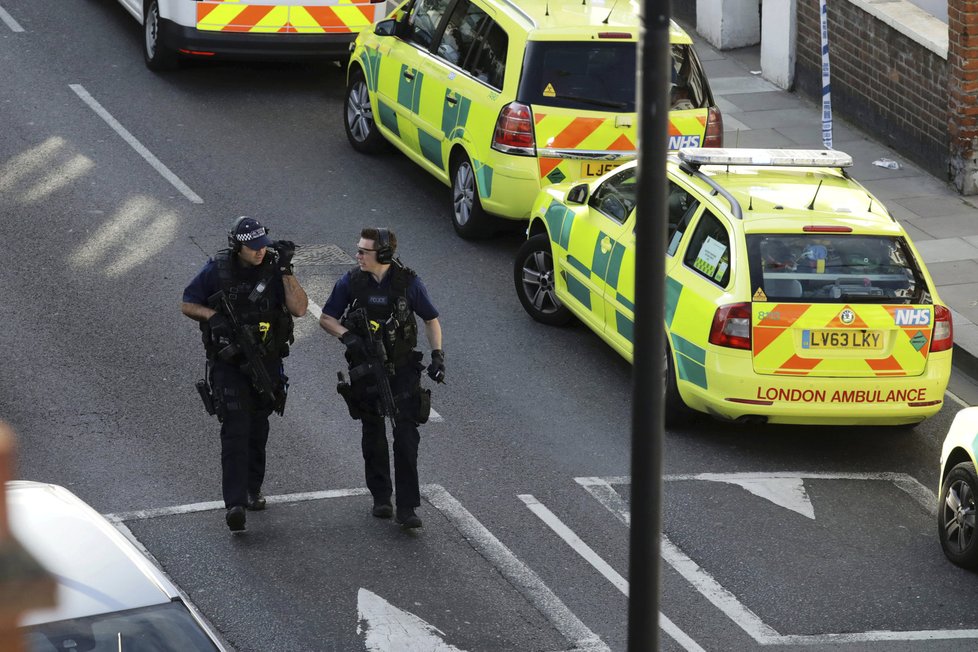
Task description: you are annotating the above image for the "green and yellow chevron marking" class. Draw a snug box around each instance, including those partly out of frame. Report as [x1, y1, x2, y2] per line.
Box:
[473, 158, 493, 198]
[665, 276, 683, 328]
[671, 333, 707, 388]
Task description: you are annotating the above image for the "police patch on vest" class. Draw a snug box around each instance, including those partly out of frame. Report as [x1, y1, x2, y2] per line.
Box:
[368, 296, 389, 305]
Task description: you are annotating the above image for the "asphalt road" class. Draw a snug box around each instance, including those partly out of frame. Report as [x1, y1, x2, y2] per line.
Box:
[2, 2, 978, 651]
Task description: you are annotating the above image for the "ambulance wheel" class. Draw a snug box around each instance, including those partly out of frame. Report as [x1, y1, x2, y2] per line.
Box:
[938, 462, 978, 570]
[664, 344, 693, 429]
[451, 152, 491, 239]
[514, 234, 572, 326]
[144, 0, 178, 71]
[345, 68, 386, 154]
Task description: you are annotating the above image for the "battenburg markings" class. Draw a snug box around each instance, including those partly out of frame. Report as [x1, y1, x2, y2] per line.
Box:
[377, 100, 399, 136]
[474, 159, 493, 198]
[442, 93, 471, 140]
[616, 311, 633, 343]
[360, 47, 382, 91]
[565, 275, 591, 309]
[544, 200, 573, 250]
[396, 66, 424, 113]
[418, 130, 443, 168]
[671, 333, 707, 388]
[665, 277, 683, 328]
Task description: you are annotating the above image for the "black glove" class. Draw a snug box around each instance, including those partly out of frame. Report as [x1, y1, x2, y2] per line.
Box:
[427, 349, 445, 383]
[208, 312, 232, 341]
[273, 240, 296, 276]
[340, 331, 367, 359]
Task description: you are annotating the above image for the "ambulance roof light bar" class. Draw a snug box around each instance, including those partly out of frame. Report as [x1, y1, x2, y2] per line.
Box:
[678, 148, 853, 169]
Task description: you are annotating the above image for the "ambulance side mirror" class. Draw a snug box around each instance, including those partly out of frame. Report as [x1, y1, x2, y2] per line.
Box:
[374, 19, 397, 36]
[567, 184, 589, 205]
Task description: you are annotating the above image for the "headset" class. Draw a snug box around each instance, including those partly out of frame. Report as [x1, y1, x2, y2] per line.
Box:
[227, 216, 269, 253]
[374, 227, 394, 264]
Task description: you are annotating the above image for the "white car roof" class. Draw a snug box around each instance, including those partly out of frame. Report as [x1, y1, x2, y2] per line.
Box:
[8, 481, 177, 626]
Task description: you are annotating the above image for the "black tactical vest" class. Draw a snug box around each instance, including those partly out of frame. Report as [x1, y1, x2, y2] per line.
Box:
[344, 265, 418, 364]
[202, 250, 294, 359]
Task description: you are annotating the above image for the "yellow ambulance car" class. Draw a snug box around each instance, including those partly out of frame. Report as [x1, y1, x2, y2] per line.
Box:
[345, 0, 721, 238]
[514, 148, 953, 427]
[114, 0, 386, 70]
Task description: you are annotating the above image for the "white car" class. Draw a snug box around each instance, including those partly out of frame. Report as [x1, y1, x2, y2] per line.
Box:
[938, 407, 978, 569]
[114, 0, 387, 70]
[10, 481, 228, 651]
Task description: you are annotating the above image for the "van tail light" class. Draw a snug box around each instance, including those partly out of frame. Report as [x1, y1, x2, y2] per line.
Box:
[931, 305, 953, 352]
[703, 106, 723, 148]
[709, 302, 752, 350]
[492, 102, 536, 156]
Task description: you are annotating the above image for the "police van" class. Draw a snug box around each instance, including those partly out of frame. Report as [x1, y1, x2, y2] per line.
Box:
[344, 0, 721, 238]
[114, 0, 388, 70]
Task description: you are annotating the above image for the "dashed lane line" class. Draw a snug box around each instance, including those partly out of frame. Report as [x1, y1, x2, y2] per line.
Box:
[69, 84, 203, 204]
[518, 494, 706, 652]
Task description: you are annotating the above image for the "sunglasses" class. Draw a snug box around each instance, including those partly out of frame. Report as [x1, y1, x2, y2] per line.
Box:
[356, 247, 377, 257]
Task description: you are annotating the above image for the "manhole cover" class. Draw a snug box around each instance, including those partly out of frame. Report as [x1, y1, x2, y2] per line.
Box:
[293, 244, 354, 266]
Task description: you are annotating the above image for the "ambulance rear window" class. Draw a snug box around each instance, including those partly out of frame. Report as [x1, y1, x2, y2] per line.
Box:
[518, 42, 711, 112]
[746, 234, 929, 304]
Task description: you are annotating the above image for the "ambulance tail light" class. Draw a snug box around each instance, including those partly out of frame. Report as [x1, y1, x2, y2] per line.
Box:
[709, 302, 751, 350]
[931, 305, 953, 352]
[703, 107, 723, 148]
[492, 102, 535, 156]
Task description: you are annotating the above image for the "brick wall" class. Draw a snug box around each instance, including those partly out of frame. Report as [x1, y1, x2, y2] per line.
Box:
[794, 0, 948, 177]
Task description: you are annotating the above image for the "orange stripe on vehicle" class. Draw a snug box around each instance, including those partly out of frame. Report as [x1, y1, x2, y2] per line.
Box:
[220, 5, 276, 30]
[752, 327, 786, 357]
[539, 158, 561, 178]
[551, 117, 605, 149]
[535, 113, 547, 125]
[866, 356, 903, 373]
[777, 354, 822, 374]
[608, 134, 635, 150]
[303, 6, 348, 27]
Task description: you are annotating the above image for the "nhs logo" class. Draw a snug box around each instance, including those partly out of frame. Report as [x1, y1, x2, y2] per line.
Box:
[894, 308, 930, 326]
[668, 135, 701, 150]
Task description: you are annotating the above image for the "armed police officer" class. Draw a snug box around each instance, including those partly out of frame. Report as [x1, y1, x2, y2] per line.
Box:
[320, 228, 444, 529]
[181, 216, 308, 532]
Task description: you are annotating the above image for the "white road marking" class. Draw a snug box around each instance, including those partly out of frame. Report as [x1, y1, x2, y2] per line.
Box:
[305, 299, 444, 422]
[68, 84, 203, 204]
[358, 588, 465, 652]
[576, 475, 978, 645]
[712, 477, 815, 519]
[424, 486, 608, 652]
[518, 494, 706, 652]
[946, 388, 969, 408]
[108, 484, 603, 652]
[0, 4, 24, 32]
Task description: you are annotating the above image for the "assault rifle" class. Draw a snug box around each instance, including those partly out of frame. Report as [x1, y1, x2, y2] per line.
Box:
[344, 308, 398, 430]
[208, 290, 287, 416]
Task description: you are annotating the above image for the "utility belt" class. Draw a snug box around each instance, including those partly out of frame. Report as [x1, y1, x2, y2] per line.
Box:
[336, 352, 431, 425]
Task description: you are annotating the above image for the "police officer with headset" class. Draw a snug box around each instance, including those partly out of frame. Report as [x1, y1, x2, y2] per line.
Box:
[181, 216, 308, 532]
[320, 228, 444, 529]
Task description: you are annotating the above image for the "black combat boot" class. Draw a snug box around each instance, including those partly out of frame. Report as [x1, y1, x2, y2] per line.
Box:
[225, 506, 246, 532]
[372, 500, 393, 518]
[395, 507, 422, 529]
[246, 491, 266, 511]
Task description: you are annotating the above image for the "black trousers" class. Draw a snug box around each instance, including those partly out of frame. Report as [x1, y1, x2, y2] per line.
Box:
[355, 363, 423, 509]
[212, 360, 276, 509]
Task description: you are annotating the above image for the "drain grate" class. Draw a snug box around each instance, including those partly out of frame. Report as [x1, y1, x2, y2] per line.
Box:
[293, 244, 355, 266]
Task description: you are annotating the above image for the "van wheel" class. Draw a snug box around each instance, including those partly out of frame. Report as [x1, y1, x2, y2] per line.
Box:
[144, 0, 178, 71]
[451, 152, 491, 239]
[664, 343, 694, 429]
[514, 234, 571, 326]
[938, 462, 978, 569]
[345, 67, 386, 154]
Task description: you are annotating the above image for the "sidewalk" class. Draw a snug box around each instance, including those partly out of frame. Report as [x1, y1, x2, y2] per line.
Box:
[686, 29, 978, 378]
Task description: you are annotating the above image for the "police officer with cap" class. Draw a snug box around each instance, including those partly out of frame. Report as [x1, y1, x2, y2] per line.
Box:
[181, 216, 308, 532]
[320, 227, 443, 529]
